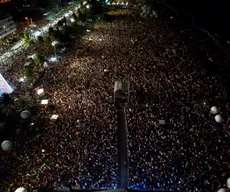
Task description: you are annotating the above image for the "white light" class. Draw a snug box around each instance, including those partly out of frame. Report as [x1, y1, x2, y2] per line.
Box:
[86, 29, 90, 32]
[28, 54, 36, 59]
[37, 88, 44, 95]
[52, 41, 58, 46]
[49, 57, 57, 62]
[104, 69, 108, 72]
[89, 38, 92, 41]
[41, 99, 49, 105]
[51, 114, 59, 120]
[70, 18, 75, 22]
[99, 38, 102, 41]
[19, 77, 25, 82]
[65, 13, 69, 17]
[83, 1, 87, 5]
[42, 149, 45, 153]
[86, 4, 90, 9]
[33, 31, 41, 37]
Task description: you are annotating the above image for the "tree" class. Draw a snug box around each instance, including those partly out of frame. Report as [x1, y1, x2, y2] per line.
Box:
[44, 36, 52, 47]
[1, 93, 11, 104]
[35, 54, 45, 65]
[24, 67, 34, 84]
[63, 17, 67, 26]
[78, 10, 87, 21]
[72, 13, 78, 21]
[53, 30, 62, 41]
[37, 36, 44, 45]
[49, 27, 54, 36]
[23, 31, 31, 42]
[16, 96, 27, 108]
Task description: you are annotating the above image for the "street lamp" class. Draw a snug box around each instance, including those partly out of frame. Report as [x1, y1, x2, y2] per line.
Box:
[25, 17, 30, 25]
[51, 41, 58, 58]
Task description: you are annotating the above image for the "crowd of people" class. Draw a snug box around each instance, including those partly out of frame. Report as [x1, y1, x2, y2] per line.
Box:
[0, 5, 230, 192]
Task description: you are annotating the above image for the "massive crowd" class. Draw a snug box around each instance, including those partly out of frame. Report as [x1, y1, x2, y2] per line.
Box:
[0, 6, 230, 192]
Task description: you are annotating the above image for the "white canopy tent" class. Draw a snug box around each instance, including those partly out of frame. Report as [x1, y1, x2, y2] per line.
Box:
[227, 177, 230, 189]
[210, 106, 219, 114]
[50, 114, 59, 120]
[1, 140, 12, 151]
[37, 88, 44, 96]
[215, 115, 224, 123]
[20, 110, 31, 119]
[15, 187, 28, 192]
[41, 99, 49, 105]
[217, 188, 227, 192]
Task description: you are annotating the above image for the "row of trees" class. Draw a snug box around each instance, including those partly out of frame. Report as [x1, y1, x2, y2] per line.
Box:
[21, 0, 107, 85]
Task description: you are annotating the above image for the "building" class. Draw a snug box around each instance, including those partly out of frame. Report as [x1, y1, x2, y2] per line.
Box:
[0, 0, 10, 3]
[0, 12, 17, 39]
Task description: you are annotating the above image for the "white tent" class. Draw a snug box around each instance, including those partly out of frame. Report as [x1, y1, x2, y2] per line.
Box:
[210, 106, 219, 114]
[15, 187, 28, 192]
[37, 88, 44, 96]
[215, 115, 224, 123]
[1, 140, 12, 151]
[20, 110, 31, 119]
[217, 188, 227, 192]
[227, 177, 230, 189]
[41, 99, 49, 105]
[50, 114, 59, 120]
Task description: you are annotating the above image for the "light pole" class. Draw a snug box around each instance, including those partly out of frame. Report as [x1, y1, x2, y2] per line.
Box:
[114, 81, 130, 189]
[51, 41, 58, 58]
[25, 17, 30, 25]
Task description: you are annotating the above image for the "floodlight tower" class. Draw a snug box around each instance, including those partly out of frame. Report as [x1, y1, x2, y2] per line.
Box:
[114, 81, 130, 189]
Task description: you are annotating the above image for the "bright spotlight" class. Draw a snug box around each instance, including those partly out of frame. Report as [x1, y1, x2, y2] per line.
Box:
[86, 4, 90, 9]
[70, 18, 75, 22]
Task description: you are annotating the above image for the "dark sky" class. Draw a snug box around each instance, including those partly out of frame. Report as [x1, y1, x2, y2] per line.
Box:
[165, 0, 230, 39]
